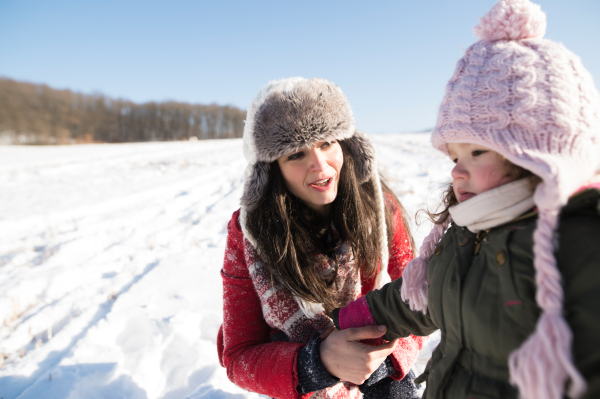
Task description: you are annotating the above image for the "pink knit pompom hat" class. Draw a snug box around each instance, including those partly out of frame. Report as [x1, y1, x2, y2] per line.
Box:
[400, 1, 600, 398]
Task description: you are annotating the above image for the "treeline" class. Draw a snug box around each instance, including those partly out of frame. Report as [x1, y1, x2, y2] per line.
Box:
[0, 78, 246, 144]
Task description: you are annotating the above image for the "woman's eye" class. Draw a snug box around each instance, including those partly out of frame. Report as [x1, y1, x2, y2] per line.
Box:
[287, 152, 303, 161]
[321, 141, 333, 149]
[472, 150, 487, 157]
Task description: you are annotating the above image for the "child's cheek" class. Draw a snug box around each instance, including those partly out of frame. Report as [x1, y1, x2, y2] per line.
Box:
[479, 167, 506, 192]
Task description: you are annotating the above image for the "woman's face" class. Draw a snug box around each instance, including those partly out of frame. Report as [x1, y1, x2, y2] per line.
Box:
[277, 140, 344, 216]
[447, 142, 515, 202]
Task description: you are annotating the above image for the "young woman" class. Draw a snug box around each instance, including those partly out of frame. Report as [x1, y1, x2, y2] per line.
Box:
[331, 1, 600, 399]
[217, 77, 424, 399]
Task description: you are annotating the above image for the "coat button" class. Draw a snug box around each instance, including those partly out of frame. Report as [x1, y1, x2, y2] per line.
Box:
[496, 250, 506, 266]
[458, 237, 470, 246]
[434, 244, 443, 255]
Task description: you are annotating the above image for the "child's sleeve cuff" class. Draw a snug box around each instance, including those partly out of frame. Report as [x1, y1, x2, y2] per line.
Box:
[335, 296, 377, 330]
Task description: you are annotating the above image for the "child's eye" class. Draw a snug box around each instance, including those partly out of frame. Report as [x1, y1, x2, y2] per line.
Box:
[287, 152, 304, 161]
[472, 150, 487, 157]
[451, 158, 458, 164]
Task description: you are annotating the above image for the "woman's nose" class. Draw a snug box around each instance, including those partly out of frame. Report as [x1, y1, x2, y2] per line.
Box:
[308, 148, 328, 171]
[451, 162, 468, 180]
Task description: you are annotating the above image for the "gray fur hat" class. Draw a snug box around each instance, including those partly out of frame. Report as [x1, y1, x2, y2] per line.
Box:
[241, 77, 378, 211]
[239, 78, 392, 312]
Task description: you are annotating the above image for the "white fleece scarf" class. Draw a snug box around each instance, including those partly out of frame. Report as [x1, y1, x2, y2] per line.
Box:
[449, 179, 535, 233]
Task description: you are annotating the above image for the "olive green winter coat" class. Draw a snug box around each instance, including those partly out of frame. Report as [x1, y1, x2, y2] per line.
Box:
[333, 188, 600, 399]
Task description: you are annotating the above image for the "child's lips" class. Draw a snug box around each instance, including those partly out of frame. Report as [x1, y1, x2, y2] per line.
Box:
[459, 193, 475, 201]
[456, 189, 475, 202]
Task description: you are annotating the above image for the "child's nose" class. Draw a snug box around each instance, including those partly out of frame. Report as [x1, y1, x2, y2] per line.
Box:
[451, 163, 468, 180]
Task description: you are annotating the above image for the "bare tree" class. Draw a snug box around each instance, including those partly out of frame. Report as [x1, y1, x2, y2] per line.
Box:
[0, 78, 246, 144]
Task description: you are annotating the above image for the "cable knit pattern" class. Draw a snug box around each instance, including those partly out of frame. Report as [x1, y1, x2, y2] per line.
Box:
[421, 1, 600, 397]
[400, 217, 451, 313]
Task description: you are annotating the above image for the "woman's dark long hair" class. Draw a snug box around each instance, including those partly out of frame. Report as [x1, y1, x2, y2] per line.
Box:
[246, 140, 415, 312]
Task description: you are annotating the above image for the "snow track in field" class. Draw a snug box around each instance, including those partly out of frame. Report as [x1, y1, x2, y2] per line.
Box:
[0, 135, 452, 399]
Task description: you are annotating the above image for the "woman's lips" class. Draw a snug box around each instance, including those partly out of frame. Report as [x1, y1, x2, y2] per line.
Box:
[309, 177, 333, 192]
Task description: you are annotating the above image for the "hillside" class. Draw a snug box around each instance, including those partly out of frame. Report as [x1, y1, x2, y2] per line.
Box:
[0, 78, 245, 145]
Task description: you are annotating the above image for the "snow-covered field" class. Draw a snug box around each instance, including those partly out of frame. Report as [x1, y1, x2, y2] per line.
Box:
[0, 134, 453, 399]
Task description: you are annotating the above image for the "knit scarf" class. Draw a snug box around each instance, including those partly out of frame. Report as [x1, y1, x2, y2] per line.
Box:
[449, 178, 535, 233]
[244, 233, 364, 399]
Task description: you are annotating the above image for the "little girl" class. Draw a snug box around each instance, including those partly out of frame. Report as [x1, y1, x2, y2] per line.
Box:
[331, 1, 600, 399]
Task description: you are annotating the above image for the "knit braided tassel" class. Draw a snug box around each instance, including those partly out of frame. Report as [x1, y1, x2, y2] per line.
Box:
[372, 166, 391, 289]
[508, 209, 587, 399]
[400, 217, 451, 313]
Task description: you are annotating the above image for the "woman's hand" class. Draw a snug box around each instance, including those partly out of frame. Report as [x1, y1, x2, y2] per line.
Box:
[319, 325, 397, 385]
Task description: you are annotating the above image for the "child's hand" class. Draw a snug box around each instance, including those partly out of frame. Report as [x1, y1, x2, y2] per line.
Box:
[319, 325, 397, 385]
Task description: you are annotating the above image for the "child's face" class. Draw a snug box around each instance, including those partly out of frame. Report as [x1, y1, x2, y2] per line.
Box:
[447, 143, 515, 202]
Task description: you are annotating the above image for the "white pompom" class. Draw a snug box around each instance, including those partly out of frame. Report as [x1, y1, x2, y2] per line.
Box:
[474, 0, 546, 41]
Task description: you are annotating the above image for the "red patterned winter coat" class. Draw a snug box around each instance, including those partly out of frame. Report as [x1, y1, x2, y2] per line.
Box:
[217, 207, 424, 398]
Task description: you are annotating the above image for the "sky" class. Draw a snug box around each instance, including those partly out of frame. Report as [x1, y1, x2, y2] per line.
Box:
[1, 0, 599, 134]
